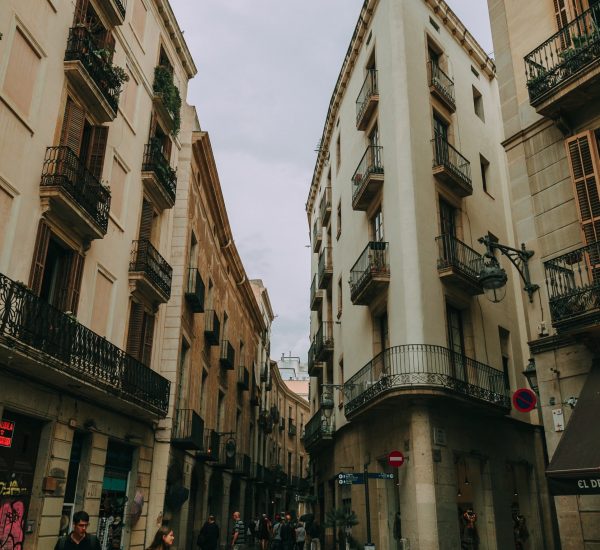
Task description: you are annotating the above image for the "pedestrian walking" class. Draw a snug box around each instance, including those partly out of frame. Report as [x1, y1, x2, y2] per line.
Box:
[295, 522, 306, 550]
[197, 515, 220, 550]
[146, 526, 175, 550]
[271, 514, 283, 550]
[55, 511, 101, 550]
[246, 515, 256, 547]
[308, 521, 321, 550]
[258, 514, 272, 550]
[231, 511, 246, 550]
[280, 513, 295, 550]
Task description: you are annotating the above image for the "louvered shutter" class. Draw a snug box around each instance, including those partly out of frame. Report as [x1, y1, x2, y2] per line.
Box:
[141, 312, 155, 366]
[73, 0, 89, 25]
[554, 0, 570, 29]
[102, 31, 116, 63]
[126, 301, 144, 360]
[62, 252, 85, 315]
[29, 220, 51, 295]
[60, 98, 86, 157]
[163, 136, 172, 161]
[86, 126, 109, 181]
[139, 199, 154, 241]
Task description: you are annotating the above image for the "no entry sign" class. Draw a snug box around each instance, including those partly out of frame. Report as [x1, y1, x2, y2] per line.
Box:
[512, 388, 537, 412]
[387, 450, 405, 468]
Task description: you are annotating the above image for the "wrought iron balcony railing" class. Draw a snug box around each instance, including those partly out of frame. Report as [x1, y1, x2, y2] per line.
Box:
[64, 26, 124, 113]
[114, 0, 126, 18]
[302, 407, 334, 450]
[204, 310, 220, 345]
[344, 344, 510, 416]
[0, 273, 170, 415]
[314, 321, 334, 360]
[129, 239, 172, 299]
[428, 62, 456, 110]
[318, 246, 333, 289]
[355, 69, 379, 127]
[320, 186, 332, 225]
[351, 145, 384, 204]
[185, 268, 205, 313]
[237, 365, 250, 390]
[220, 340, 235, 369]
[142, 139, 177, 204]
[288, 419, 297, 437]
[431, 134, 472, 189]
[172, 409, 204, 450]
[525, 3, 600, 103]
[349, 241, 390, 302]
[310, 275, 322, 311]
[544, 241, 600, 329]
[40, 146, 111, 234]
[436, 234, 484, 282]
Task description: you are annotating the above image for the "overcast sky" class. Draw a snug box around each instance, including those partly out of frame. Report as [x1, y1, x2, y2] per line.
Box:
[169, 0, 493, 363]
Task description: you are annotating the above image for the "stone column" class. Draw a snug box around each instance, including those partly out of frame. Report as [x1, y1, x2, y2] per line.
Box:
[221, 473, 232, 548]
[410, 405, 439, 550]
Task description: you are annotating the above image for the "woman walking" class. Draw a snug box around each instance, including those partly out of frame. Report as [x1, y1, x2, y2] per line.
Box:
[258, 514, 272, 550]
[295, 522, 306, 550]
[146, 527, 175, 550]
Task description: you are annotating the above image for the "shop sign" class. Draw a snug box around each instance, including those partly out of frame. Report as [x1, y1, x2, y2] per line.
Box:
[548, 476, 600, 495]
[0, 420, 15, 448]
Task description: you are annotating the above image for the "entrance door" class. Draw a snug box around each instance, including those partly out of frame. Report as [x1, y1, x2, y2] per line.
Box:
[446, 304, 466, 381]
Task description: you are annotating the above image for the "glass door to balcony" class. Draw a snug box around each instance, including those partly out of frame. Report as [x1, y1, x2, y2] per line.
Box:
[446, 304, 466, 382]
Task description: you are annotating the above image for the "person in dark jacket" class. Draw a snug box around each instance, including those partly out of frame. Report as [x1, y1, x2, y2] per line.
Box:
[197, 515, 220, 550]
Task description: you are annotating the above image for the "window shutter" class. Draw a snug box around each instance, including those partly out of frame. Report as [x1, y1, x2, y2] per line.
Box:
[73, 0, 89, 25]
[126, 301, 144, 360]
[63, 253, 85, 315]
[163, 136, 172, 161]
[141, 312, 155, 366]
[565, 131, 600, 245]
[554, 0, 570, 29]
[29, 220, 51, 295]
[60, 98, 86, 157]
[139, 199, 154, 241]
[86, 126, 109, 181]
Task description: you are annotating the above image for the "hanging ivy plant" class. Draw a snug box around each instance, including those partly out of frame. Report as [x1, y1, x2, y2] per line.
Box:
[153, 65, 181, 136]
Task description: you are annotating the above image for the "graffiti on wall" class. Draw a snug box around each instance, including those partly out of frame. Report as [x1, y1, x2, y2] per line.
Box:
[0, 498, 27, 550]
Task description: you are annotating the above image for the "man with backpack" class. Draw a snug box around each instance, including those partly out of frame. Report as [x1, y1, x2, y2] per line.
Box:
[55, 511, 101, 550]
[271, 514, 283, 550]
[280, 513, 296, 550]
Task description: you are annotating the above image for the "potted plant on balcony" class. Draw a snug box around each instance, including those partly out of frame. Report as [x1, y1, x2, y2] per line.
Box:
[153, 65, 182, 135]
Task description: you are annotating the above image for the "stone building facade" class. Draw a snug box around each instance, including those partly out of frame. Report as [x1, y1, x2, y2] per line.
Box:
[488, 0, 600, 547]
[305, 0, 557, 549]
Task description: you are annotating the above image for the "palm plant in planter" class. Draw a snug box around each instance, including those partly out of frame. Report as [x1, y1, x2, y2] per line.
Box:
[153, 65, 182, 135]
[325, 508, 360, 550]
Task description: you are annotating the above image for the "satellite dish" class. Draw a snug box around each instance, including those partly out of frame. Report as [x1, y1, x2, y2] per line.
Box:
[225, 438, 236, 458]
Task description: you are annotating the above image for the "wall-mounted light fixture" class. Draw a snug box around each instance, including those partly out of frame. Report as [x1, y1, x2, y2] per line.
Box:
[523, 357, 539, 396]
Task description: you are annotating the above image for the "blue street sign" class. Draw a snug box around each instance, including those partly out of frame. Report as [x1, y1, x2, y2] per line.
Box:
[368, 473, 394, 479]
[337, 472, 393, 484]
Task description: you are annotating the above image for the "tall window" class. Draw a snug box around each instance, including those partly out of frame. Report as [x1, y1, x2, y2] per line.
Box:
[472, 86, 485, 121]
[336, 134, 341, 171]
[446, 303, 465, 356]
[433, 113, 449, 140]
[371, 208, 384, 242]
[336, 200, 342, 239]
[439, 200, 457, 236]
[480, 155, 490, 195]
[337, 277, 343, 318]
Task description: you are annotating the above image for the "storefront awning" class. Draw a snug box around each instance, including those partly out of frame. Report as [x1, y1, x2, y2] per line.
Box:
[546, 360, 600, 495]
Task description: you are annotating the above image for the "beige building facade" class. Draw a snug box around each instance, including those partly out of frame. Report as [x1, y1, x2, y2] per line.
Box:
[0, 0, 194, 549]
[305, 0, 557, 549]
[488, 0, 600, 548]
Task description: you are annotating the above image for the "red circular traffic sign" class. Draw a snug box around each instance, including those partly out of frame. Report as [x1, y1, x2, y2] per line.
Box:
[388, 450, 405, 468]
[512, 388, 537, 412]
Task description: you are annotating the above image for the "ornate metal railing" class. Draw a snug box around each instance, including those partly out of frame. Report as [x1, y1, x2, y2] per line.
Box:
[431, 134, 471, 187]
[142, 139, 177, 203]
[185, 268, 205, 313]
[429, 61, 456, 108]
[172, 409, 204, 449]
[40, 146, 111, 233]
[303, 407, 334, 449]
[0, 273, 169, 415]
[349, 242, 390, 298]
[352, 145, 384, 203]
[344, 344, 509, 416]
[114, 0, 127, 18]
[355, 69, 378, 124]
[436, 235, 484, 281]
[64, 26, 124, 112]
[544, 241, 600, 325]
[320, 186, 332, 223]
[130, 239, 172, 298]
[318, 246, 332, 288]
[525, 3, 600, 102]
[314, 321, 334, 359]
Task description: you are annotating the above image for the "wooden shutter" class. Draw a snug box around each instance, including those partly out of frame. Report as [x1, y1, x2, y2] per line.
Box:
[29, 220, 51, 295]
[162, 136, 172, 161]
[60, 98, 86, 156]
[141, 312, 155, 366]
[73, 0, 89, 25]
[138, 199, 154, 241]
[126, 301, 144, 360]
[86, 126, 109, 181]
[554, 0, 570, 29]
[62, 252, 85, 315]
[566, 131, 600, 245]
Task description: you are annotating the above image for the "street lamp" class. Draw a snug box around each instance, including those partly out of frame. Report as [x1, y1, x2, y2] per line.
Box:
[320, 384, 354, 419]
[523, 357, 539, 396]
[478, 235, 539, 303]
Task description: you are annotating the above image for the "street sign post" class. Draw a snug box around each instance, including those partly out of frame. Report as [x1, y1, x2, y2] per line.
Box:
[512, 388, 537, 412]
[387, 450, 405, 468]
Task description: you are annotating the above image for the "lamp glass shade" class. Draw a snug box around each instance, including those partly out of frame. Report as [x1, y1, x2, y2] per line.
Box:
[523, 359, 539, 395]
[479, 262, 508, 303]
[321, 394, 334, 418]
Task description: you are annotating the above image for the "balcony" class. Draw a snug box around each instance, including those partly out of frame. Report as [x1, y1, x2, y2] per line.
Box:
[237, 365, 250, 390]
[141, 140, 177, 211]
[0, 273, 169, 419]
[153, 66, 181, 134]
[184, 268, 205, 313]
[64, 26, 124, 123]
[314, 321, 334, 362]
[220, 340, 235, 370]
[344, 344, 510, 418]
[204, 310, 220, 345]
[349, 242, 390, 305]
[312, 218, 322, 252]
[428, 62, 456, 112]
[129, 239, 172, 305]
[320, 187, 332, 225]
[351, 145, 384, 211]
[99, 0, 127, 26]
[197, 429, 220, 461]
[525, 4, 600, 117]
[40, 146, 111, 241]
[431, 135, 472, 197]
[310, 275, 324, 311]
[288, 419, 297, 437]
[356, 69, 379, 130]
[307, 342, 321, 376]
[318, 246, 333, 289]
[171, 409, 204, 451]
[544, 241, 600, 333]
[302, 407, 334, 452]
[436, 235, 484, 295]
